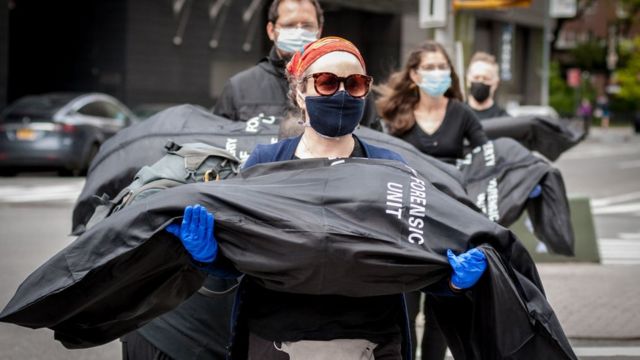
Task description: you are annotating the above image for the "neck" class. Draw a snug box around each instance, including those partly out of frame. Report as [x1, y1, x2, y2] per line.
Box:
[298, 128, 355, 158]
[416, 93, 448, 112]
[468, 96, 494, 111]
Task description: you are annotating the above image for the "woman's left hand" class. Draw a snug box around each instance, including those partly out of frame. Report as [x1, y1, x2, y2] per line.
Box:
[447, 248, 487, 289]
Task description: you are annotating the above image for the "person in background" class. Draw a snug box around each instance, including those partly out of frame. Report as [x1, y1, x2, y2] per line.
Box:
[377, 41, 488, 164]
[170, 36, 488, 360]
[465, 51, 509, 120]
[577, 97, 593, 137]
[376, 40, 489, 360]
[595, 94, 610, 129]
[213, 0, 382, 132]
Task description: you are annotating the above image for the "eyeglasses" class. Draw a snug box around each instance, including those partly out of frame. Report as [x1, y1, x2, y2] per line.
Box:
[305, 72, 373, 98]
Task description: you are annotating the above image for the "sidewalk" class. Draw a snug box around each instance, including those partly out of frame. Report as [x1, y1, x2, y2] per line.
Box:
[538, 263, 640, 340]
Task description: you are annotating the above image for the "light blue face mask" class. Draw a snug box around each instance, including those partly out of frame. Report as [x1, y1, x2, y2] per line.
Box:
[417, 69, 452, 97]
[275, 27, 318, 54]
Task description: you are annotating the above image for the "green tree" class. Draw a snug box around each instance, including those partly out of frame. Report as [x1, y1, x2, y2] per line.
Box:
[550, 61, 577, 117]
[614, 36, 640, 102]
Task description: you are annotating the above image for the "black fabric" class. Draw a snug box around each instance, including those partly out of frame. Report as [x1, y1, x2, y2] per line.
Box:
[481, 115, 584, 162]
[1, 159, 575, 360]
[468, 102, 509, 120]
[400, 99, 488, 163]
[72, 105, 473, 237]
[244, 279, 401, 344]
[72, 105, 281, 236]
[135, 277, 236, 360]
[213, 46, 382, 131]
[213, 47, 291, 122]
[456, 138, 575, 256]
[239, 136, 402, 353]
[121, 331, 175, 360]
[406, 292, 447, 360]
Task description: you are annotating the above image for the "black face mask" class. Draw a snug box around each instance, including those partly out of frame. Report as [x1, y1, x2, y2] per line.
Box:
[470, 82, 491, 103]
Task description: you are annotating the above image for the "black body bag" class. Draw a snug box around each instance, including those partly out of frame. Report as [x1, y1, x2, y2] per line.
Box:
[457, 138, 575, 256]
[1, 158, 575, 359]
[72, 105, 473, 235]
[481, 115, 583, 161]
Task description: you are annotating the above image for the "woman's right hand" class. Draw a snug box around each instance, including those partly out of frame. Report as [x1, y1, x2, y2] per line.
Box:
[166, 204, 218, 263]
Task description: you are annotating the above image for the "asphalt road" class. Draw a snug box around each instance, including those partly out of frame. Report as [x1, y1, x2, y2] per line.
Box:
[0, 127, 638, 359]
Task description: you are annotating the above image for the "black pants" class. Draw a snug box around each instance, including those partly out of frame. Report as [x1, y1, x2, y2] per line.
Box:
[406, 292, 447, 360]
[121, 332, 175, 360]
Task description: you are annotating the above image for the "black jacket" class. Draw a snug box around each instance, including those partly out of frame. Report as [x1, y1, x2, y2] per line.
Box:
[213, 47, 382, 131]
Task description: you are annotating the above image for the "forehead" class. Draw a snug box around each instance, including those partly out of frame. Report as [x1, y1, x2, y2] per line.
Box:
[419, 51, 448, 66]
[277, 0, 318, 26]
[468, 61, 497, 77]
[307, 51, 365, 76]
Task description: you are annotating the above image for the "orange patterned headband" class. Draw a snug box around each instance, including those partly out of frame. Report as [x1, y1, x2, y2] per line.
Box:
[286, 36, 366, 79]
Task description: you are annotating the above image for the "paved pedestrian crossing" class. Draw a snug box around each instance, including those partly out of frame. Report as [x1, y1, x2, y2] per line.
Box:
[0, 181, 85, 204]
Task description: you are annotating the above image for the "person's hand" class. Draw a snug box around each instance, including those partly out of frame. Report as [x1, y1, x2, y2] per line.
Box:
[528, 184, 542, 199]
[166, 204, 217, 263]
[447, 248, 487, 289]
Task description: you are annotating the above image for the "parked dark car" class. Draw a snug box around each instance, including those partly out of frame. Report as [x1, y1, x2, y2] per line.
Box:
[0, 93, 137, 176]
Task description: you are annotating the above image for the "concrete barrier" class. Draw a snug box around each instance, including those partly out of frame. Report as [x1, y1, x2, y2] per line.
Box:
[510, 197, 600, 263]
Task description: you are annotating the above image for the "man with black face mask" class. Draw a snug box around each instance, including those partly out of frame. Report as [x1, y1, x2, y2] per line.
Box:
[213, 0, 382, 133]
[465, 52, 509, 120]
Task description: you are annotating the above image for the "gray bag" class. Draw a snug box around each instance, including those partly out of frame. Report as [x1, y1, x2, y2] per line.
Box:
[84, 140, 240, 231]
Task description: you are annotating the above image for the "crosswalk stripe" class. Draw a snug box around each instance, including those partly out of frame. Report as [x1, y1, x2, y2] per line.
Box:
[591, 191, 640, 208]
[598, 238, 640, 265]
[0, 184, 84, 203]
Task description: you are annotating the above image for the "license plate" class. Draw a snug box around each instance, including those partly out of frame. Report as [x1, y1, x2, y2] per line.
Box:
[16, 128, 36, 141]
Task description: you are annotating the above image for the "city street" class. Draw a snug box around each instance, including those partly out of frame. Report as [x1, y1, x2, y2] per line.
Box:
[0, 127, 639, 359]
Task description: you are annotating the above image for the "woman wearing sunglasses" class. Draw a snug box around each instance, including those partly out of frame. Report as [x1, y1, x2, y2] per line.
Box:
[165, 37, 487, 359]
[376, 41, 489, 360]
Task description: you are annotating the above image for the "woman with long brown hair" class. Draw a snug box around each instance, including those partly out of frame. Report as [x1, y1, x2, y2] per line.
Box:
[377, 41, 487, 165]
[377, 41, 489, 360]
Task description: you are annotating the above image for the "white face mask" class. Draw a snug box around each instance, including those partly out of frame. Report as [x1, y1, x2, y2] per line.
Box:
[275, 27, 318, 54]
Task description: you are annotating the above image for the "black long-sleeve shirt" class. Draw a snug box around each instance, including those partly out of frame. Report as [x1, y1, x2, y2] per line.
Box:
[400, 99, 488, 163]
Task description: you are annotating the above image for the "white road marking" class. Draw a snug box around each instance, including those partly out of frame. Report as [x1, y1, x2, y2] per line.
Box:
[562, 145, 639, 160]
[592, 202, 640, 215]
[573, 346, 640, 357]
[591, 191, 640, 208]
[598, 238, 640, 265]
[0, 183, 84, 203]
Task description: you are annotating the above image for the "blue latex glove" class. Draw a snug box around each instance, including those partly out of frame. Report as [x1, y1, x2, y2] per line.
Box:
[166, 204, 218, 263]
[447, 248, 487, 289]
[528, 184, 542, 199]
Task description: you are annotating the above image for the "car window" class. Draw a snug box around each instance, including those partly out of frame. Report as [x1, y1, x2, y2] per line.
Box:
[77, 101, 128, 123]
[77, 102, 109, 118]
[1, 95, 73, 123]
[102, 102, 129, 124]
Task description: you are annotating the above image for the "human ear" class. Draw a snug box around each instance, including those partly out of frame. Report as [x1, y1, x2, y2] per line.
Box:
[267, 22, 276, 42]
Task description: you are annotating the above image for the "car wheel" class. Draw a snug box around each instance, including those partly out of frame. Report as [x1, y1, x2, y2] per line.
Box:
[58, 168, 77, 177]
[0, 169, 17, 177]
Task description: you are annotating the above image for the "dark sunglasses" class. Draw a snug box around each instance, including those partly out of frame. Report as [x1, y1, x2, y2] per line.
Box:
[305, 72, 373, 98]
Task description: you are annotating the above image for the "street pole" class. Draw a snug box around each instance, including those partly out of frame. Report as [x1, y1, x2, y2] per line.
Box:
[541, 0, 551, 106]
[434, 0, 455, 56]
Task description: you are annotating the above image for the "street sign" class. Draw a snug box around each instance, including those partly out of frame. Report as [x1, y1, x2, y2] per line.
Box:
[500, 24, 513, 81]
[550, 0, 577, 18]
[453, 0, 531, 10]
[419, 0, 447, 28]
[567, 68, 581, 88]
